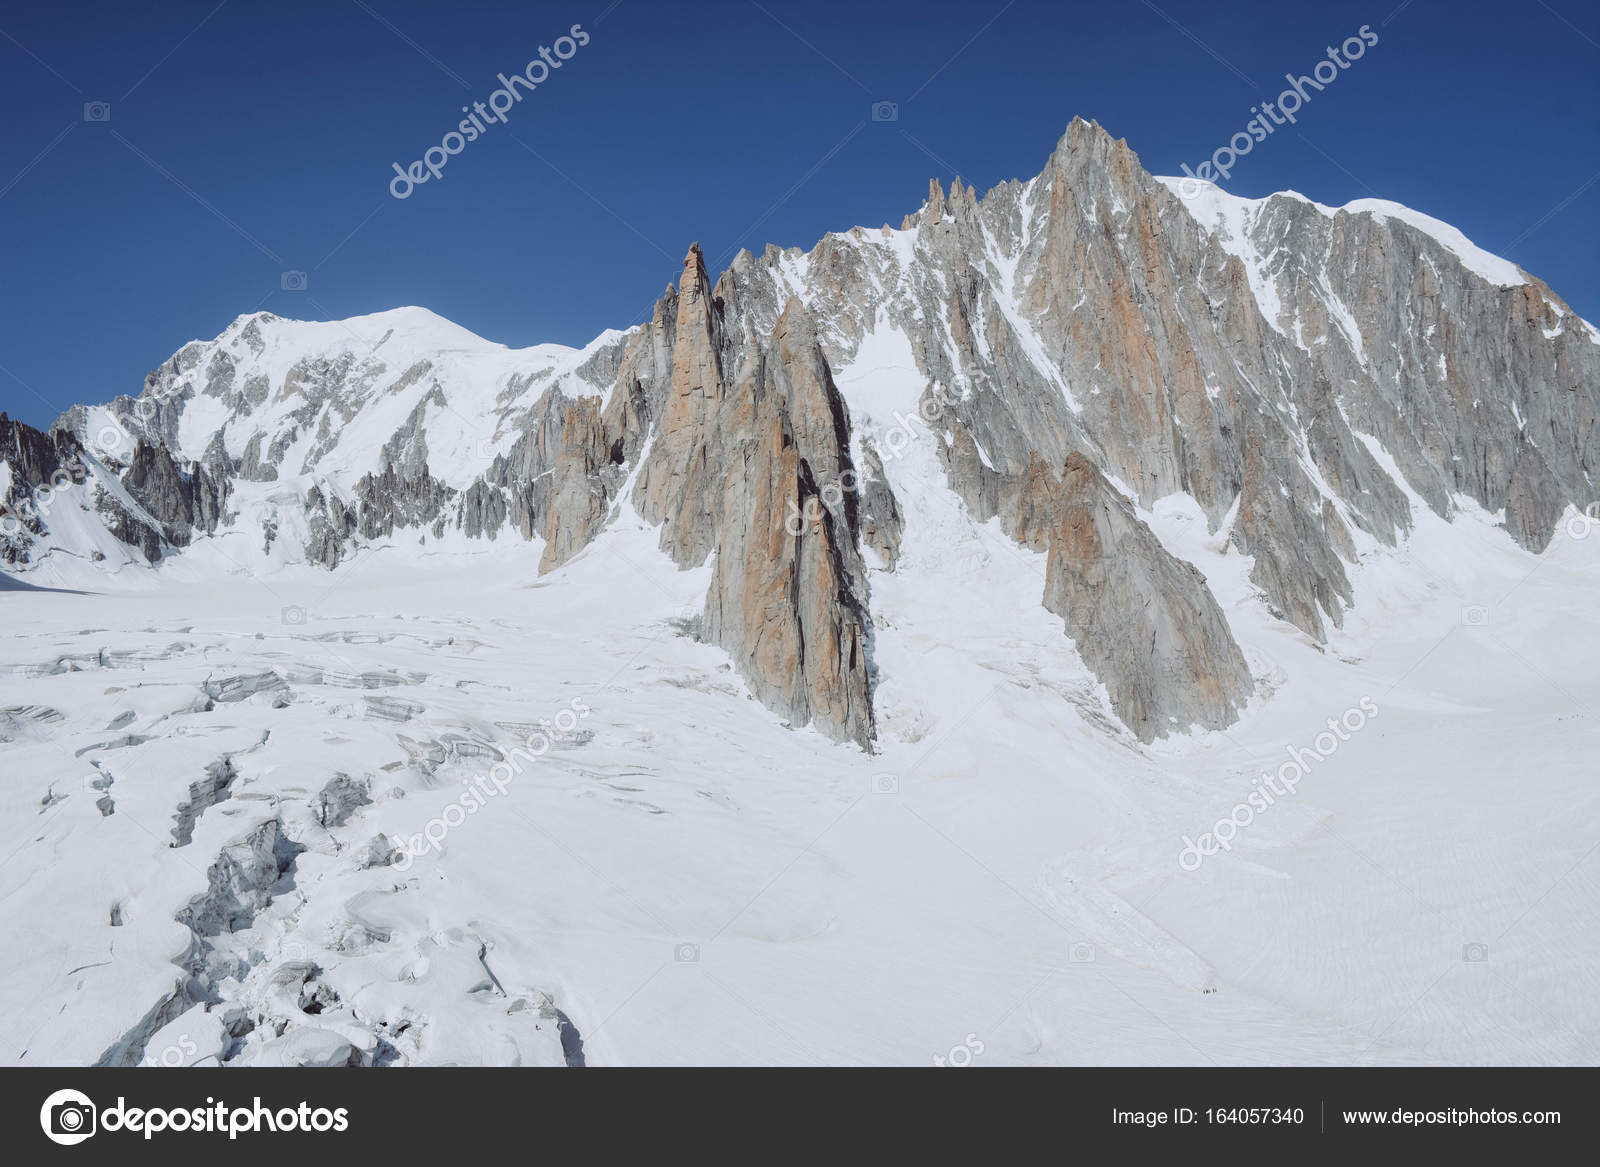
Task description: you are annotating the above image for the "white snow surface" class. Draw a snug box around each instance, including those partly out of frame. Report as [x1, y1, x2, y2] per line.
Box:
[3, 319, 1598, 1066]
[156, 308, 628, 496]
[1157, 177, 1527, 288]
[4, 164, 1599, 1065]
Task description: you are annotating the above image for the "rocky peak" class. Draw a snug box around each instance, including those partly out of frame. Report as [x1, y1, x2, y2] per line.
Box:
[19, 119, 1600, 751]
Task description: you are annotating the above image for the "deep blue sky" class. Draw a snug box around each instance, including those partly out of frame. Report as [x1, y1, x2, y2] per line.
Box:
[1, 0, 1595, 429]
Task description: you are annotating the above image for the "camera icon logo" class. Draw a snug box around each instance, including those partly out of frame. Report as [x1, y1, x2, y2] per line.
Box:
[871, 774, 899, 795]
[1462, 942, 1489, 962]
[91, 419, 131, 456]
[132, 396, 162, 426]
[83, 102, 111, 122]
[281, 270, 308, 292]
[40, 1088, 97, 1145]
[1460, 605, 1490, 627]
[674, 942, 699, 963]
[282, 605, 307, 626]
[1069, 942, 1096, 963]
[1565, 501, 1600, 540]
[871, 101, 899, 123]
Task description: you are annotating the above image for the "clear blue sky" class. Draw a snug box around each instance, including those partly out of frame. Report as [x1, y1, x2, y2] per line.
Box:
[1, 0, 1595, 429]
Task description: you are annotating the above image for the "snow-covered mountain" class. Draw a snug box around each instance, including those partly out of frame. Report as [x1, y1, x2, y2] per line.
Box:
[3, 119, 1597, 1066]
[10, 117, 1599, 744]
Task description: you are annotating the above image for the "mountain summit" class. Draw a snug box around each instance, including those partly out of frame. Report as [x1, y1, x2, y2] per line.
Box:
[7, 118, 1597, 747]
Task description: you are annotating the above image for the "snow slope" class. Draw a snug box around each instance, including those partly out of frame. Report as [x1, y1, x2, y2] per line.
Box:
[4, 120, 1598, 1066]
[3, 327, 1597, 1066]
[1157, 177, 1526, 288]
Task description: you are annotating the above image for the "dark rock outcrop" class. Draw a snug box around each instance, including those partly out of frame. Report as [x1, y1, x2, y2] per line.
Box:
[0, 414, 89, 565]
[121, 438, 230, 550]
[1039, 454, 1251, 740]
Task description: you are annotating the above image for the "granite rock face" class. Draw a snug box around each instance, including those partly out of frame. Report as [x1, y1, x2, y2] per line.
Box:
[0, 414, 209, 567]
[695, 297, 876, 747]
[634, 245, 728, 566]
[26, 119, 1600, 746]
[0, 415, 89, 566]
[1040, 453, 1251, 738]
[120, 439, 230, 551]
[695, 120, 1597, 649]
[623, 249, 877, 744]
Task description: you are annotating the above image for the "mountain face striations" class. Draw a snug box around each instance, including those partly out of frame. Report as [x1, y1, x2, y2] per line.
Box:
[7, 119, 1597, 745]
